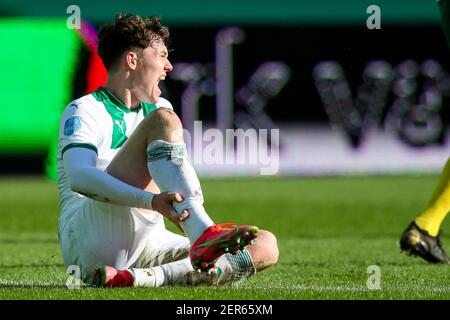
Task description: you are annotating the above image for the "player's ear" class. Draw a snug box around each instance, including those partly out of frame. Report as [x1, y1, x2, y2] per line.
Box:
[125, 51, 138, 71]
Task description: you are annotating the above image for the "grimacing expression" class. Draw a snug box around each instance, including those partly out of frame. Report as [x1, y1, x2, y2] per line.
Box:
[133, 40, 173, 103]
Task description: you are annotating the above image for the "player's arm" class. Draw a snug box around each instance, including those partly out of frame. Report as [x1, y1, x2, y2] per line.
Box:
[63, 147, 151, 207]
[60, 99, 189, 223]
[63, 147, 188, 223]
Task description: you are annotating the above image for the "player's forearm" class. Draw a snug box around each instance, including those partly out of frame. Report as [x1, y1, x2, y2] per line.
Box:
[63, 148, 154, 209]
[70, 167, 154, 209]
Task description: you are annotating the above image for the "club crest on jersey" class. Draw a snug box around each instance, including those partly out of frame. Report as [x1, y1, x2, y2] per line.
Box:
[64, 117, 82, 136]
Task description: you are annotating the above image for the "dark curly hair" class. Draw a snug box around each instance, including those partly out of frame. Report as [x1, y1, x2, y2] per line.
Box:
[98, 13, 170, 70]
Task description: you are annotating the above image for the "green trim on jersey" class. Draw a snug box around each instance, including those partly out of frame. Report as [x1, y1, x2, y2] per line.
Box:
[142, 102, 158, 117]
[94, 87, 141, 114]
[61, 143, 98, 158]
[91, 87, 158, 149]
[104, 102, 128, 149]
[438, 0, 450, 48]
[92, 88, 128, 149]
[93, 87, 157, 115]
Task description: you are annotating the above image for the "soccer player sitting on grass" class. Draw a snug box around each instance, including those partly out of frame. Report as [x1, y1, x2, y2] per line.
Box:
[400, 0, 450, 264]
[57, 13, 279, 287]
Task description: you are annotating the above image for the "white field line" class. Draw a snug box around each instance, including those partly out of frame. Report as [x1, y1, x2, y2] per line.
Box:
[245, 285, 450, 293]
[1, 279, 450, 293]
[0, 279, 73, 289]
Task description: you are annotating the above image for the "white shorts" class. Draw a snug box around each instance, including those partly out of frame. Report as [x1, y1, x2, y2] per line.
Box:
[58, 197, 190, 279]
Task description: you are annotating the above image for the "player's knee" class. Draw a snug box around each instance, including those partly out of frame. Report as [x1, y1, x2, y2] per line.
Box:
[146, 108, 183, 142]
[262, 230, 279, 267]
[148, 107, 181, 129]
[253, 230, 279, 268]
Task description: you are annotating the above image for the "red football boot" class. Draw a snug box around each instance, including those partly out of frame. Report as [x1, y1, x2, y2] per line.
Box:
[189, 223, 259, 272]
[89, 265, 134, 288]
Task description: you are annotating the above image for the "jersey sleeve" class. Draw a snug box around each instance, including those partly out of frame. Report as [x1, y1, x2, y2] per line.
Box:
[59, 101, 101, 159]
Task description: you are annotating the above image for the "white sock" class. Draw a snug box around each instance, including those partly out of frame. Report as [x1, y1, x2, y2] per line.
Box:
[132, 258, 215, 287]
[132, 251, 256, 288]
[160, 258, 193, 285]
[147, 140, 214, 243]
[131, 266, 165, 287]
[215, 249, 256, 287]
[215, 255, 233, 281]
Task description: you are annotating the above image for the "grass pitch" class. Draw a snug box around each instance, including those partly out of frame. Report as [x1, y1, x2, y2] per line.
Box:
[0, 176, 450, 299]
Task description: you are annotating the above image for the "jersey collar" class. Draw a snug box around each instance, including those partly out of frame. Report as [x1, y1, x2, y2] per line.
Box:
[96, 87, 143, 113]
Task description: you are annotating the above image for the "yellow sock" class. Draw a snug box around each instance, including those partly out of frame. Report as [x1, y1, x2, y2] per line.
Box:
[415, 157, 450, 237]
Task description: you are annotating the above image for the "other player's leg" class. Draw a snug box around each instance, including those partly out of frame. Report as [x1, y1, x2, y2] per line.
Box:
[400, 158, 450, 263]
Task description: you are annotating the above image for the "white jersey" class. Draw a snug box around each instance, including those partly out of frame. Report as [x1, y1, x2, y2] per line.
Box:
[56, 87, 187, 273]
[57, 87, 172, 219]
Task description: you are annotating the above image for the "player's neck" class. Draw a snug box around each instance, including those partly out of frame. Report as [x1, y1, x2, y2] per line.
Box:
[104, 76, 140, 110]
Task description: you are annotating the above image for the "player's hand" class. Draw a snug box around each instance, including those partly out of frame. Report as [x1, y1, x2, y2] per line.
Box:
[151, 192, 189, 232]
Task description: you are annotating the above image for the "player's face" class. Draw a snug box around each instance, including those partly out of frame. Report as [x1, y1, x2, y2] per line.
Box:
[134, 40, 173, 103]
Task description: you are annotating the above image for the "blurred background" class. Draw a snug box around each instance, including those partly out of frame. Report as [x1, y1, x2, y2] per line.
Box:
[0, 0, 448, 177]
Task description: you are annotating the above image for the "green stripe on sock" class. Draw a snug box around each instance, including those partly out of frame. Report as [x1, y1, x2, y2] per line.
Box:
[225, 249, 256, 287]
[147, 143, 187, 161]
